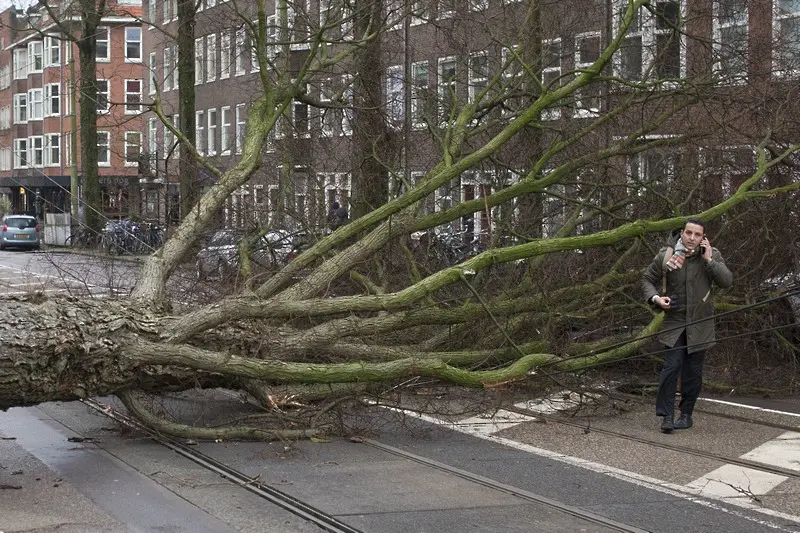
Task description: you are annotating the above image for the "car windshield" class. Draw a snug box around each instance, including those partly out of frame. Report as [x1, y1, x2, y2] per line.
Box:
[5, 217, 36, 229]
[208, 231, 239, 247]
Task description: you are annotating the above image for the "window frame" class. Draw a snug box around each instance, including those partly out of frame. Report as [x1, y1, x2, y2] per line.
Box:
[45, 83, 60, 117]
[97, 131, 111, 166]
[96, 79, 110, 113]
[124, 79, 142, 114]
[96, 27, 111, 62]
[125, 27, 143, 62]
[773, 0, 800, 76]
[207, 108, 218, 155]
[195, 110, 206, 155]
[124, 131, 142, 167]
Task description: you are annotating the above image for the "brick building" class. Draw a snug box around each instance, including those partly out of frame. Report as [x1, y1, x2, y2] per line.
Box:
[0, 0, 145, 221]
[142, 0, 800, 236]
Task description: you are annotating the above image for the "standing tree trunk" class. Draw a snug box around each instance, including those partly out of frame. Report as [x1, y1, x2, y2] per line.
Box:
[76, 0, 105, 234]
[177, 0, 197, 219]
[350, 0, 388, 220]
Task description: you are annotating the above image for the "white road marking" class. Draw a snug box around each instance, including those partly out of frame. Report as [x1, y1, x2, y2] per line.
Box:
[698, 398, 800, 419]
[688, 464, 788, 502]
[740, 432, 800, 472]
[375, 403, 800, 531]
[457, 410, 536, 436]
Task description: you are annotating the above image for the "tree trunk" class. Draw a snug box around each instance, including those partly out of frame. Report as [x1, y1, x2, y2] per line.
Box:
[177, 0, 198, 219]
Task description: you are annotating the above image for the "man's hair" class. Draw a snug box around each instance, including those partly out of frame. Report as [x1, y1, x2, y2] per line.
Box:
[684, 217, 705, 232]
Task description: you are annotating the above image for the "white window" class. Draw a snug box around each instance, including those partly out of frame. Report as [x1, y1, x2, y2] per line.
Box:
[97, 131, 110, 165]
[220, 106, 231, 153]
[13, 49, 27, 79]
[195, 110, 206, 154]
[235, 27, 247, 75]
[13, 139, 28, 168]
[164, 116, 175, 158]
[148, 117, 158, 155]
[0, 66, 10, 90]
[386, 65, 404, 126]
[195, 37, 205, 84]
[172, 46, 179, 88]
[96, 79, 109, 112]
[163, 0, 171, 24]
[613, 0, 684, 80]
[149, 52, 157, 94]
[468, 52, 488, 104]
[96, 27, 110, 61]
[206, 34, 217, 82]
[341, 75, 353, 135]
[170, 114, 179, 158]
[46, 133, 61, 166]
[235, 103, 246, 153]
[0, 147, 11, 171]
[125, 27, 142, 62]
[207, 0, 216, 7]
[469, 0, 487, 11]
[27, 88, 44, 120]
[125, 79, 142, 114]
[250, 23, 260, 72]
[293, 85, 309, 137]
[266, 14, 278, 59]
[207, 108, 217, 155]
[319, 80, 335, 137]
[148, 0, 156, 24]
[438, 57, 457, 123]
[28, 41, 43, 73]
[45, 83, 60, 116]
[29, 136, 44, 166]
[44, 36, 60, 66]
[713, 0, 747, 80]
[0, 106, 10, 129]
[410, 0, 429, 24]
[774, 0, 800, 74]
[411, 61, 429, 128]
[163, 48, 173, 91]
[438, 0, 455, 18]
[125, 131, 142, 166]
[220, 31, 231, 79]
[13, 93, 27, 123]
[574, 32, 602, 116]
[541, 39, 562, 120]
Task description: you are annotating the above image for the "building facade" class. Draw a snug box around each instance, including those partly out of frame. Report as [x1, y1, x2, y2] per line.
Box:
[0, 0, 145, 221]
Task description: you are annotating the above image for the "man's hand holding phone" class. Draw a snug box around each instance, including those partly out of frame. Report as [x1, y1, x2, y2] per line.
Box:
[700, 237, 713, 263]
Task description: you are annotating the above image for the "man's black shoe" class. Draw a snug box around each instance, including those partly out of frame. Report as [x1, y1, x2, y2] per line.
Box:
[660, 416, 674, 433]
[674, 414, 693, 429]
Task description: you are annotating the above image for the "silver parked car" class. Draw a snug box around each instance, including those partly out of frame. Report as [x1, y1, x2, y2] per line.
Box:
[195, 229, 307, 280]
[0, 215, 40, 251]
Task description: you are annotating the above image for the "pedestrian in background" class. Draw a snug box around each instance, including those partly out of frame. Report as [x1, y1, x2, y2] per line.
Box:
[641, 218, 733, 433]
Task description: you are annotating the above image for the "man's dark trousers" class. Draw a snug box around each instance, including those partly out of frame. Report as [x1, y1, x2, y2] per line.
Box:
[656, 332, 706, 418]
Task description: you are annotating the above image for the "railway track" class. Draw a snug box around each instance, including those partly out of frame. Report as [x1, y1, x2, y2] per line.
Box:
[82, 398, 650, 533]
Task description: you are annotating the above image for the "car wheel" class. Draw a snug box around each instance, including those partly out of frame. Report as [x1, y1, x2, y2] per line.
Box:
[0, 241, 5, 251]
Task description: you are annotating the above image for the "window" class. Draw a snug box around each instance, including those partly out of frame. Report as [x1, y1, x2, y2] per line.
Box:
[46, 134, 61, 166]
[195, 111, 206, 154]
[27, 88, 44, 120]
[266, 14, 278, 59]
[97, 131, 110, 165]
[13, 93, 27, 123]
[125, 131, 142, 166]
[574, 32, 602, 115]
[438, 57, 457, 123]
[170, 114, 178, 158]
[172, 46, 179, 88]
[438, 0, 455, 18]
[292, 88, 309, 137]
[774, 0, 800, 74]
[319, 80, 335, 137]
[164, 116, 175, 158]
[341, 75, 353, 135]
[96, 27, 110, 61]
[207, 108, 217, 155]
[541, 39, 562, 120]
[235, 103, 246, 153]
[148, 0, 156, 24]
[45, 84, 60, 116]
[0, 148, 11, 171]
[44, 36, 60, 66]
[468, 52, 489, 104]
[125, 27, 142, 62]
[28, 41, 43, 73]
[250, 24, 261, 72]
[148, 117, 158, 155]
[163, 0, 171, 24]
[221, 106, 231, 153]
[235, 27, 247, 75]
[0, 66, 10, 90]
[206, 34, 217, 81]
[30, 136, 44, 167]
[125, 79, 142, 113]
[13, 49, 27, 79]
[411, 61, 429, 128]
[410, 0, 429, 23]
[613, 0, 683, 80]
[96, 79, 109, 112]
[13, 139, 28, 168]
[714, 0, 748, 80]
[319, 0, 354, 40]
[149, 52, 157, 94]
[220, 31, 231, 79]
[0, 106, 10, 129]
[386, 65, 404, 125]
[469, 0, 487, 10]
[164, 48, 173, 91]
[195, 37, 205, 84]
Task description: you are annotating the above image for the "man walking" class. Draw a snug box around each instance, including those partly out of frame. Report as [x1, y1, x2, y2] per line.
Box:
[642, 218, 733, 433]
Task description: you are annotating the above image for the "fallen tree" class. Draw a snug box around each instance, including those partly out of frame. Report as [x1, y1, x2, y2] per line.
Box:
[2, 0, 800, 439]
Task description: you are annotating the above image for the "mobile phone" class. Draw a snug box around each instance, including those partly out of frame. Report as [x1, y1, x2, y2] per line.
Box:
[699, 235, 707, 255]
